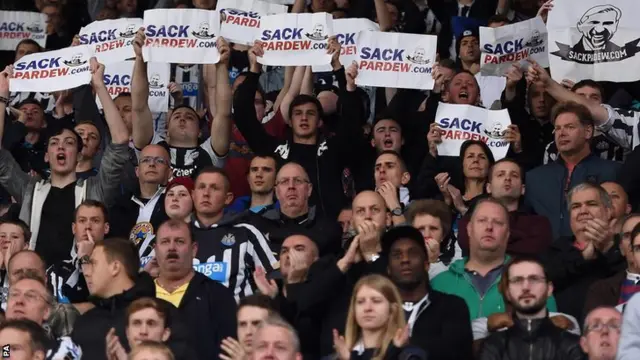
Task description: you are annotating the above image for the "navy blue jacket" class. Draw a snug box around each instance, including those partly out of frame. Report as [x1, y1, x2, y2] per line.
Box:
[524, 154, 620, 238]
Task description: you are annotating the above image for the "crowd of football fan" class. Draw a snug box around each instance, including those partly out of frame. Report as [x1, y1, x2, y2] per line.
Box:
[2, 0, 640, 359]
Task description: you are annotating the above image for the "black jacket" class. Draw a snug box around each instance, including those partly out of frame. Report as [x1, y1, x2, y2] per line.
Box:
[233, 68, 366, 219]
[541, 236, 625, 323]
[478, 315, 584, 360]
[70, 273, 196, 360]
[175, 271, 238, 360]
[410, 290, 474, 360]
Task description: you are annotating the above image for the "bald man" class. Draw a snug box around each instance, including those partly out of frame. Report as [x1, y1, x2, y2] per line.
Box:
[350, 190, 390, 264]
[109, 144, 172, 258]
[250, 162, 342, 257]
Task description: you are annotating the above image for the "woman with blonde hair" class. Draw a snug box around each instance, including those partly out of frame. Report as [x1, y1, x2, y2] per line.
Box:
[334, 274, 409, 360]
[128, 340, 175, 360]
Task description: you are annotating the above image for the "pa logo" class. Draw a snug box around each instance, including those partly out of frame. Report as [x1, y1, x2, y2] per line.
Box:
[26, 23, 44, 33]
[63, 53, 87, 67]
[120, 23, 137, 38]
[192, 22, 215, 40]
[305, 23, 328, 41]
[406, 47, 430, 65]
[148, 73, 164, 89]
[483, 121, 507, 139]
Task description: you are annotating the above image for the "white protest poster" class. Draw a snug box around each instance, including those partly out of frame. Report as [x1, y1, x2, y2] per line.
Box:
[97, 61, 170, 112]
[0, 11, 47, 51]
[143, 9, 220, 64]
[10, 45, 93, 93]
[257, 12, 333, 66]
[548, 0, 640, 82]
[480, 16, 548, 76]
[312, 18, 379, 73]
[264, 0, 294, 4]
[435, 103, 511, 160]
[79, 18, 142, 63]
[355, 31, 437, 90]
[218, 0, 287, 45]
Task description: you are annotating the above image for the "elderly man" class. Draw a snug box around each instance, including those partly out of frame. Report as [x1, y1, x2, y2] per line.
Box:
[580, 306, 621, 360]
[250, 315, 302, 360]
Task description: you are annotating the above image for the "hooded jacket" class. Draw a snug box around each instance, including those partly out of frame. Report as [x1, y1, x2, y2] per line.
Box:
[70, 273, 196, 360]
[431, 257, 557, 320]
[478, 314, 584, 360]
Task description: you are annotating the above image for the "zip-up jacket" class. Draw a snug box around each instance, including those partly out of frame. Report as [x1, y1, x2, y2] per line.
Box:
[431, 257, 557, 320]
[478, 314, 584, 360]
[233, 68, 366, 219]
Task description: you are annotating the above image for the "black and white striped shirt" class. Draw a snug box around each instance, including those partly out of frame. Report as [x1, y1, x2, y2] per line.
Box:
[191, 217, 278, 301]
[171, 64, 202, 110]
[9, 91, 56, 113]
[598, 104, 640, 151]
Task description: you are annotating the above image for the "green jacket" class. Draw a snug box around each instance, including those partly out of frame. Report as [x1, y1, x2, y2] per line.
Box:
[431, 257, 557, 320]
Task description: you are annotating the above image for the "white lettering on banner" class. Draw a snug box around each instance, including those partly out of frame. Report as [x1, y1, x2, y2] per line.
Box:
[312, 18, 379, 73]
[96, 61, 169, 112]
[10, 46, 93, 93]
[480, 16, 549, 76]
[142, 9, 220, 64]
[257, 12, 333, 66]
[79, 18, 142, 64]
[0, 11, 47, 51]
[217, 0, 287, 45]
[548, 0, 640, 82]
[355, 31, 437, 90]
[434, 103, 511, 160]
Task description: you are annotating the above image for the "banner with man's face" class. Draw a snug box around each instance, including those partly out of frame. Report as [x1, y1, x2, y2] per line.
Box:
[79, 18, 142, 63]
[96, 61, 170, 112]
[0, 11, 47, 51]
[548, 0, 640, 82]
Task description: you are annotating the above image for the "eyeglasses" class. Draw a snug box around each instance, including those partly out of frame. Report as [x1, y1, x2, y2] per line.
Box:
[507, 275, 547, 286]
[585, 321, 622, 334]
[139, 156, 168, 165]
[8, 290, 49, 304]
[275, 177, 310, 187]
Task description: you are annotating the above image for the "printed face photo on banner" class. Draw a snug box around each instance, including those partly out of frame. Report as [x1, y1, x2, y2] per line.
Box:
[434, 103, 511, 160]
[79, 18, 143, 63]
[257, 12, 333, 66]
[217, 0, 287, 45]
[311, 18, 379, 73]
[142, 8, 220, 64]
[548, 0, 640, 82]
[355, 31, 437, 90]
[97, 61, 170, 112]
[0, 11, 48, 51]
[480, 16, 548, 76]
[10, 45, 93, 93]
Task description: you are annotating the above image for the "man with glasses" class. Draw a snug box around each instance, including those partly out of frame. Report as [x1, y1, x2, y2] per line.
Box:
[249, 162, 342, 256]
[580, 306, 621, 360]
[478, 257, 584, 360]
[585, 214, 640, 314]
[109, 144, 171, 259]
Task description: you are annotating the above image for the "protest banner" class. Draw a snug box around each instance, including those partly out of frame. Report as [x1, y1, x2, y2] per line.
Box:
[548, 0, 640, 82]
[480, 16, 548, 76]
[355, 31, 437, 90]
[79, 18, 142, 63]
[218, 0, 287, 45]
[264, 0, 294, 4]
[435, 103, 511, 160]
[97, 61, 170, 112]
[0, 11, 47, 51]
[312, 18, 379, 73]
[142, 9, 220, 64]
[257, 12, 333, 66]
[10, 45, 93, 93]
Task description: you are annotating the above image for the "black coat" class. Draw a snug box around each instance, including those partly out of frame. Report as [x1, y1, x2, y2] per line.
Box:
[410, 290, 474, 360]
[71, 273, 197, 360]
[478, 316, 584, 360]
[175, 271, 238, 360]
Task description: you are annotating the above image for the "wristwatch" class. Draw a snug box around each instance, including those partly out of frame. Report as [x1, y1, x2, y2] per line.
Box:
[79, 255, 91, 265]
[391, 207, 403, 216]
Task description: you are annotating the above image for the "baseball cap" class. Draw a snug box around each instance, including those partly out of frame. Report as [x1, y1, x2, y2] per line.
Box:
[16, 98, 44, 109]
[167, 176, 194, 192]
[381, 225, 427, 257]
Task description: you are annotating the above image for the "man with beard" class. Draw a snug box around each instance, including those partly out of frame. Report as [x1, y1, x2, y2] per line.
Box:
[384, 225, 473, 360]
[580, 306, 622, 360]
[154, 219, 237, 360]
[478, 257, 584, 360]
[542, 183, 625, 323]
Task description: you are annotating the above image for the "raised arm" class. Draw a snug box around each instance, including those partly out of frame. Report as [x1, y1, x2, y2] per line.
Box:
[131, 27, 154, 149]
[374, 0, 393, 31]
[92, 58, 129, 144]
[279, 66, 306, 124]
[291, 0, 306, 14]
[274, 66, 294, 115]
[209, 37, 232, 157]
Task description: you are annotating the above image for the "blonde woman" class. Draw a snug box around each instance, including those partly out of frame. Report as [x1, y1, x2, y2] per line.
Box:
[128, 341, 175, 360]
[334, 274, 410, 360]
